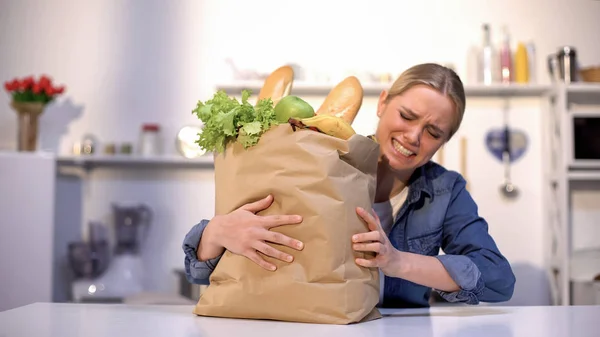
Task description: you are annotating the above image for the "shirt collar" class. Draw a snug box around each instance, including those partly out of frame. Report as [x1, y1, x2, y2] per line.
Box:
[406, 163, 434, 204]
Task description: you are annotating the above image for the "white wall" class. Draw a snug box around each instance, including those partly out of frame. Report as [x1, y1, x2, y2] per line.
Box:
[1, 0, 600, 305]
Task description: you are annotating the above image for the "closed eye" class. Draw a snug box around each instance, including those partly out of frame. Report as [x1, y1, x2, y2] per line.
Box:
[400, 111, 412, 120]
[399, 106, 444, 139]
[428, 129, 441, 139]
[428, 126, 443, 139]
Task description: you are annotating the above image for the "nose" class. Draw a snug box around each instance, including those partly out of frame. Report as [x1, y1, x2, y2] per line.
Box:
[404, 127, 421, 147]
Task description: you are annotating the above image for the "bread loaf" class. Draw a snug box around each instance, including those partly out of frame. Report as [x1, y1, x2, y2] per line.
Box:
[257, 65, 294, 105]
[316, 76, 363, 125]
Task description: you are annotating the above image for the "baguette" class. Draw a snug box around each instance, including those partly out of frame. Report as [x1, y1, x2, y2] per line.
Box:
[257, 65, 294, 105]
[316, 76, 363, 125]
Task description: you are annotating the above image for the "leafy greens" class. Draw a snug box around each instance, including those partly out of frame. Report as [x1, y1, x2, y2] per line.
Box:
[192, 90, 279, 153]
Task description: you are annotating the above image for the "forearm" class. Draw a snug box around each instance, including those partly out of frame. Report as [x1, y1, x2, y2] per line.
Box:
[182, 219, 224, 284]
[196, 216, 225, 261]
[392, 251, 460, 292]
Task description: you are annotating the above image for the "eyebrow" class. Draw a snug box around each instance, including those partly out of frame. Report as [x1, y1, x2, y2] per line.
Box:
[401, 106, 445, 135]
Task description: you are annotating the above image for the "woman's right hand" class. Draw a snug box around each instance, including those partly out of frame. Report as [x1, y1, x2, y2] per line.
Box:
[198, 194, 304, 271]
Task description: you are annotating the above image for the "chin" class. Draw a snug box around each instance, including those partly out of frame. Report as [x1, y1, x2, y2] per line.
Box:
[383, 150, 420, 172]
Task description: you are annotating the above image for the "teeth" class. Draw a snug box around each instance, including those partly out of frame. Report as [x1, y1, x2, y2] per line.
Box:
[393, 139, 414, 157]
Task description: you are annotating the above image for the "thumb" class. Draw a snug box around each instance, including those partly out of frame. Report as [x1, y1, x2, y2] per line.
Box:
[240, 194, 273, 213]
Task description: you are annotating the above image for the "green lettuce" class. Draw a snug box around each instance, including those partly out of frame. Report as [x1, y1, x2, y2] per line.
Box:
[192, 90, 279, 153]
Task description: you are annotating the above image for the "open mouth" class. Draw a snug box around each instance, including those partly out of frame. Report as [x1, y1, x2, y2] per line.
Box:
[392, 139, 416, 158]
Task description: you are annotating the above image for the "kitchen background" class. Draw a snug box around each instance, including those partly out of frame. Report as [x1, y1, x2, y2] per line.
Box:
[1, 0, 600, 311]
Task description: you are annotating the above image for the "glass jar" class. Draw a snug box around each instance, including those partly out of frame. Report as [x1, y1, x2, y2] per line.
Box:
[139, 123, 161, 156]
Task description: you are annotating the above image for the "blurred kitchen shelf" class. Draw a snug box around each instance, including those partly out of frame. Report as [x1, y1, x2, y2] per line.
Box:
[563, 83, 600, 94]
[464, 84, 552, 97]
[56, 154, 214, 170]
[568, 170, 600, 181]
[215, 81, 552, 98]
[569, 160, 600, 169]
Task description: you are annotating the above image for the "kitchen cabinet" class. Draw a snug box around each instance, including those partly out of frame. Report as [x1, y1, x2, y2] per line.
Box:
[0, 152, 56, 311]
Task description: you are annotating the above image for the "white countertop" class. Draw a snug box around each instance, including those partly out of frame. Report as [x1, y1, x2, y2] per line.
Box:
[1, 303, 599, 337]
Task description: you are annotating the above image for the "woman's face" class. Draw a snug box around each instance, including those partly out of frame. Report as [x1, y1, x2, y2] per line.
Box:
[375, 84, 456, 173]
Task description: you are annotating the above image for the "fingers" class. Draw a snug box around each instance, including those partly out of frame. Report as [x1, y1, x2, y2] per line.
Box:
[245, 250, 277, 271]
[352, 230, 381, 244]
[252, 242, 294, 267]
[355, 257, 378, 268]
[263, 230, 304, 251]
[260, 214, 303, 229]
[352, 242, 383, 253]
[240, 197, 304, 231]
[356, 207, 380, 232]
[240, 195, 274, 213]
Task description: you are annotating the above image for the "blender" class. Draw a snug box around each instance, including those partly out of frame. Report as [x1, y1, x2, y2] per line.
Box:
[70, 203, 152, 302]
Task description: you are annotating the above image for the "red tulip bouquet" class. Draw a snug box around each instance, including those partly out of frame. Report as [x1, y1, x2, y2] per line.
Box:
[3, 75, 67, 151]
[4, 75, 66, 104]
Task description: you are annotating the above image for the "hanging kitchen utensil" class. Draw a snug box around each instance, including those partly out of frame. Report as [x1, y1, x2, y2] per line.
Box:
[499, 99, 519, 199]
[485, 128, 529, 163]
[460, 136, 470, 191]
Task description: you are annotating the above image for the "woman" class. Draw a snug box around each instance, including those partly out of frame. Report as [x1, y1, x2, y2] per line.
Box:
[182, 63, 515, 308]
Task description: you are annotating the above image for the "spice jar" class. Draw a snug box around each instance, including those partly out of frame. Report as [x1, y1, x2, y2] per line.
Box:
[81, 134, 98, 155]
[139, 123, 161, 156]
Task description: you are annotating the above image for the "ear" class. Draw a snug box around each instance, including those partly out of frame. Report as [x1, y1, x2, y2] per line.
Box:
[376, 90, 388, 117]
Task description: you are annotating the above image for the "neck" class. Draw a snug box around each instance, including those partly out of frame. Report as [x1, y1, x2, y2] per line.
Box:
[375, 156, 414, 203]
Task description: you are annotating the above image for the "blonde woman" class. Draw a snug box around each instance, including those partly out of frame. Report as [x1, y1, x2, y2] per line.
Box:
[183, 63, 515, 308]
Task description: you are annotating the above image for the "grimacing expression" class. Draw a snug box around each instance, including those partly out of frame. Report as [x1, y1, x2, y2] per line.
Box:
[375, 84, 456, 172]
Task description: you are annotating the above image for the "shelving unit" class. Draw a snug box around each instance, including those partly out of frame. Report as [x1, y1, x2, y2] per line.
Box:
[561, 83, 600, 94]
[56, 154, 214, 171]
[216, 81, 552, 98]
[544, 83, 600, 306]
[567, 171, 600, 181]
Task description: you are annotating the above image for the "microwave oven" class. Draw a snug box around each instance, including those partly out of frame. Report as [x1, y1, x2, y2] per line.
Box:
[565, 108, 600, 169]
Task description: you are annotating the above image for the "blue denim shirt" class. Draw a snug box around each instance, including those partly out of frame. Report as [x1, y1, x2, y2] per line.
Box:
[182, 161, 515, 308]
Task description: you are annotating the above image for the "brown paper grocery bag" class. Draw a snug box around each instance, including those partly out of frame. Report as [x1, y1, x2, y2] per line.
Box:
[193, 123, 382, 324]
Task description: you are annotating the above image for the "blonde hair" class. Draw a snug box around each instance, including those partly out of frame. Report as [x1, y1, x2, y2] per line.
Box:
[385, 63, 466, 141]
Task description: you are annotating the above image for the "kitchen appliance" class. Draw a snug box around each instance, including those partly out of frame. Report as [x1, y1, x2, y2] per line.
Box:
[68, 221, 110, 279]
[68, 240, 109, 279]
[71, 203, 152, 302]
[565, 108, 600, 169]
[547, 46, 579, 83]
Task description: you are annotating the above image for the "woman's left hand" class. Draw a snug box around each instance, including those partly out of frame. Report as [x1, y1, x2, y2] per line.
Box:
[352, 207, 402, 277]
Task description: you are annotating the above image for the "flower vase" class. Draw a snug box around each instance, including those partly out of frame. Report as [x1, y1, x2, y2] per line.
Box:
[10, 101, 45, 152]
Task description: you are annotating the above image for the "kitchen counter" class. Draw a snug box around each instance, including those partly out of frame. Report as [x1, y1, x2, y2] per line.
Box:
[1, 302, 599, 337]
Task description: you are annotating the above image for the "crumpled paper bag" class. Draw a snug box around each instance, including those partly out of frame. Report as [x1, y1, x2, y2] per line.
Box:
[193, 123, 381, 324]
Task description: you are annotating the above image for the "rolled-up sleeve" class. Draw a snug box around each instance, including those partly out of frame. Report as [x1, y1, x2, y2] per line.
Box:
[435, 254, 485, 304]
[182, 219, 223, 285]
[434, 175, 516, 304]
